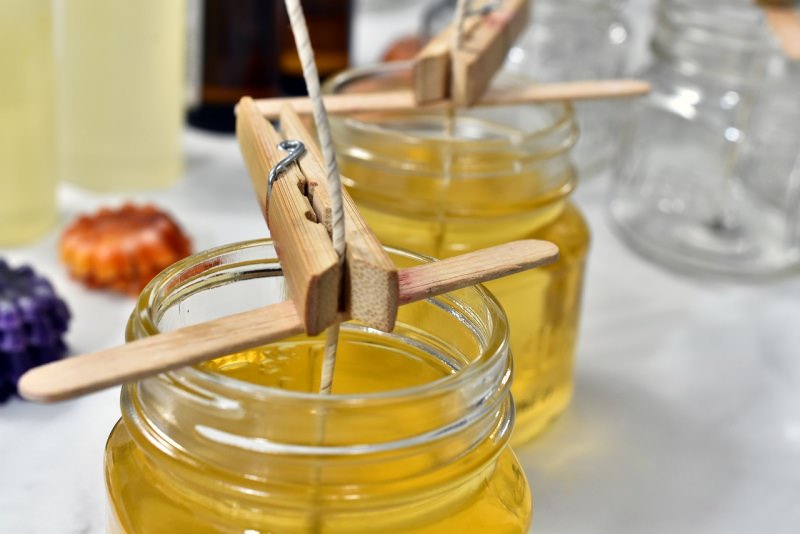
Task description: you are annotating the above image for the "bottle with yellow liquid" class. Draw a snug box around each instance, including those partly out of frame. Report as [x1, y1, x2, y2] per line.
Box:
[55, 0, 186, 191]
[0, 0, 56, 246]
[326, 63, 590, 445]
[105, 240, 532, 533]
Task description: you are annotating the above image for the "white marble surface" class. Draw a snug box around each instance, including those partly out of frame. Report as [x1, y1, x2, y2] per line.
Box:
[4, 2, 800, 532]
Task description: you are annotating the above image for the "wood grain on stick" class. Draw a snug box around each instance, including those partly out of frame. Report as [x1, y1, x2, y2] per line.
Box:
[18, 240, 559, 403]
[19, 301, 305, 403]
[250, 79, 652, 119]
[398, 240, 559, 304]
[279, 105, 399, 331]
[237, 97, 340, 335]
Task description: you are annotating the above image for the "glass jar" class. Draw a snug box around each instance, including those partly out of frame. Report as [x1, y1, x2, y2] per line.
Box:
[504, 0, 632, 176]
[0, 0, 56, 245]
[608, 0, 797, 277]
[732, 61, 800, 249]
[55, 0, 186, 190]
[325, 63, 590, 444]
[105, 240, 531, 533]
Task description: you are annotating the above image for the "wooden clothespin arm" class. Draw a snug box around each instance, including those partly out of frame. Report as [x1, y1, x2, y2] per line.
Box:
[236, 97, 399, 336]
[278, 105, 399, 332]
[237, 97, 341, 335]
[414, 0, 530, 106]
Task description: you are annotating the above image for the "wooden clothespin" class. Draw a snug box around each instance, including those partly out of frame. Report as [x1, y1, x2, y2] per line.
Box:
[236, 97, 398, 336]
[414, 0, 530, 106]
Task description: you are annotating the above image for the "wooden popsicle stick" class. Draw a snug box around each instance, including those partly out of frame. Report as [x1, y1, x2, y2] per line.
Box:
[761, 5, 800, 60]
[279, 105, 400, 332]
[248, 79, 653, 119]
[237, 97, 341, 335]
[18, 239, 559, 403]
[398, 240, 557, 304]
[451, 0, 530, 105]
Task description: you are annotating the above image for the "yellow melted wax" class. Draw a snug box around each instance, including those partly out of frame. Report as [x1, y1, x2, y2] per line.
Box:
[105, 332, 532, 533]
[337, 114, 590, 443]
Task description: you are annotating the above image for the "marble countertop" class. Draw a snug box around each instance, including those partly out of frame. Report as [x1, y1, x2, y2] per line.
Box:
[3, 1, 800, 532]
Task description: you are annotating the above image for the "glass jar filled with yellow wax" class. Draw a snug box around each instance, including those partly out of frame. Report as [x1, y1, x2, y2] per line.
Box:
[105, 240, 531, 533]
[325, 63, 590, 444]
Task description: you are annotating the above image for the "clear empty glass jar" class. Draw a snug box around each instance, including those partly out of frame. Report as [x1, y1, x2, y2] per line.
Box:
[608, 0, 797, 277]
[732, 61, 800, 258]
[505, 0, 632, 176]
[325, 63, 590, 444]
[105, 240, 532, 533]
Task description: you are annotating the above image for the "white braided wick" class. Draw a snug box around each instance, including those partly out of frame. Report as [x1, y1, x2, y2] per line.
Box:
[283, 0, 346, 395]
[283, 0, 346, 258]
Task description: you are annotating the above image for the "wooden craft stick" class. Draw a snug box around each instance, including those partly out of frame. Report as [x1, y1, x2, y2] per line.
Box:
[451, 0, 529, 105]
[237, 97, 341, 335]
[18, 239, 560, 403]
[279, 105, 400, 332]
[761, 5, 800, 60]
[249, 79, 652, 119]
[398, 240, 558, 304]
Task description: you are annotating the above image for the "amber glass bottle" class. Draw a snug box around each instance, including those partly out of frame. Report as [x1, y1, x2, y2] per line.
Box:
[187, 0, 280, 132]
[277, 0, 352, 96]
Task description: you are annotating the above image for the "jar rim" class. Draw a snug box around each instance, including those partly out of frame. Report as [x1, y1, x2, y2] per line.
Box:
[323, 60, 578, 153]
[131, 238, 510, 406]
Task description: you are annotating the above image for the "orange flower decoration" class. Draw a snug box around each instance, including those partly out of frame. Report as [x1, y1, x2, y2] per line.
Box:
[60, 204, 192, 296]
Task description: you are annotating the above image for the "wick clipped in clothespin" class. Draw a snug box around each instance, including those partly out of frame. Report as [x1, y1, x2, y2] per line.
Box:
[414, 0, 530, 106]
[277, 105, 399, 332]
[236, 98, 399, 337]
[237, 97, 340, 336]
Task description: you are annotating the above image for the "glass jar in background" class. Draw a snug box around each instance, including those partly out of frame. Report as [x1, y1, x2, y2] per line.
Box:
[423, 0, 632, 178]
[505, 0, 632, 177]
[732, 61, 800, 256]
[55, 0, 186, 191]
[608, 0, 796, 277]
[277, 0, 353, 96]
[105, 240, 532, 533]
[186, 0, 281, 133]
[0, 0, 56, 246]
[326, 63, 590, 445]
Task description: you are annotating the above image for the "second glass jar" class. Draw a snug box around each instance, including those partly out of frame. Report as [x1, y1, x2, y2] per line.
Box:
[326, 63, 590, 444]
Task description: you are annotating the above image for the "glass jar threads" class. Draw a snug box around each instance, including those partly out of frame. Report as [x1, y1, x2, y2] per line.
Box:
[608, 0, 798, 277]
[105, 240, 532, 533]
[325, 63, 590, 444]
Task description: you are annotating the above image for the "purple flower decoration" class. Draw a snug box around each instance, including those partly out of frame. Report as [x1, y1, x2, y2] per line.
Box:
[0, 260, 70, 403]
